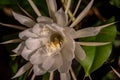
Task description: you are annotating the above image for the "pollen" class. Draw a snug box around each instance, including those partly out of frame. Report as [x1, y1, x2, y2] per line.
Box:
[50, 33, 64, 47]
[46, 33, 64, 56]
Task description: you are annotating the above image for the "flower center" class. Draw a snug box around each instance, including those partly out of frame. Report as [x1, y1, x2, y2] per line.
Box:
[50, 33, 63, 47]
[46, 33, 64, 56]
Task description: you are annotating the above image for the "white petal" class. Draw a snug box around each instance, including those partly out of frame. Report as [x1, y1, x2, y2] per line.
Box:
[12, 62, 32, 79]
[21, 47, 33, 60]
[0, 22, 26, 30]
[110, 66, 120, 78]
[55, 8, 68, 26]
[54, 54, 63, 68]
[46, 23, 65, 37]
[48, 53, 63, 71]
[12, 42, 25, 55]
[0, 39, 21, 44]
[32, 23, 41, 35]
[12, 11, 35, 27]
[25, 38, 41, 50]
[33, 65, 46, 75]
[70, 0, 94, 27]
[46, 0, 57, 18]
[77, 42, 111, 46]
[28, 0, 41, 16]
[32, 23, 52, 37]
[65, 0, 72, 14]
[58, 59, 71, 73]
[64, 27, 76, 39]
[17, 4, 34, 20]
[75, 43, 86, 60]
[60, 72, 71, 80]
[19, 29, 38, 40]
[74, 22, 115, 39]
[42, 56, 55, 71]
[47, 23, 64, 32]
[72, 0, 81, 16]
[37, 16, 53, 23]
[49, 72, 54, 80]
[30, 48, 47, 64]
[61, 32, 75, 61]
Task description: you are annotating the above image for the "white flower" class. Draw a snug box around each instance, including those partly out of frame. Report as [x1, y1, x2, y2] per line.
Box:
[12, 13, 76, 79]
[0, 0, 114, 80]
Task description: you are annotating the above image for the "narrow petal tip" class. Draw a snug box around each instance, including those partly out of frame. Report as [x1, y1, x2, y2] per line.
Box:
[77, 42, 111, 46]
[11, 62, 32, 79]
[0, 39, 21, 44]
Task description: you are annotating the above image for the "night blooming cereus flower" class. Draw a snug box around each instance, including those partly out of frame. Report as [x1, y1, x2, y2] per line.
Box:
[0, 0, 115, 80]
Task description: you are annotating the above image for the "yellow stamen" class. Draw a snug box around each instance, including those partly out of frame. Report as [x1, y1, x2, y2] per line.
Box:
[46, 33, 64, 56]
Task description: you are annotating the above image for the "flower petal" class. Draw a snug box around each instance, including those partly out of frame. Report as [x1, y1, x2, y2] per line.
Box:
[33, 65, 46, 75]
[64, 27, 76, 39]
[60, 72, 71, 80]
[61, 32, 75, 61]
[46, 0, 57, 19]
[12, 11, 35, 27]
[46, 23, 65, 37]
[55, 8, 68, 26]
[12, 62, 32, 79]
[25, 38, 41, 50]
[47, 23, 64, 32]
[32, 23, 41, 35]
[58, 59, 71, 73]
[19, 29, 38, 40]
[77, 42, 111, 46]
[72, 0, 81, 16]
[48, 53, 63, 71]
[12, 42, 25, 55]
[37, 16, 53, 23]
[0, 22, 26, 30]
[75, 43, 86, 61]
[21, 47, 33, 60]
[54, 53, 63, 68]
[28, 0, 41, 16]
[0, 39, 21, 44]
[32, 23, 52, 36]
[42, 56, 55, 71]
[70, 0, 94, 27]
[49, 72, 54, 80]
[30, 48, 47, 64]
[65, 0, 72, 14]
[74, 22, 115, 39]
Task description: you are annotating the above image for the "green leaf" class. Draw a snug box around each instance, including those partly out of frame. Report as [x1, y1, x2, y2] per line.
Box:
[78, 17, 117, 76]
[110, 0, 120, 8]
[42, 73, 49, 80]
[74, 64, 82, 76]
[102, 71, 115, 80]
[0, 0, 17, 4]
[10, 58, 18, 74]
[0, 0, 18, 9]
